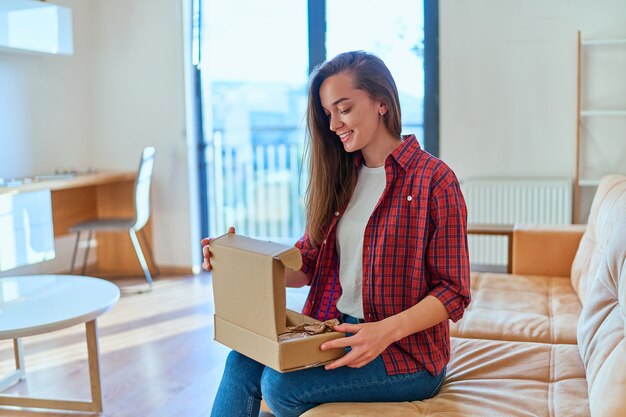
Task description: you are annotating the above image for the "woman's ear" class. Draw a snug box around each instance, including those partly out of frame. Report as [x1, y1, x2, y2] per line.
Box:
[378, 102, 388, 116]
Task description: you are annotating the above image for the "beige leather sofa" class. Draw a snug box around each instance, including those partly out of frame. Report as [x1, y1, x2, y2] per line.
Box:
[303, 175, 626, 417]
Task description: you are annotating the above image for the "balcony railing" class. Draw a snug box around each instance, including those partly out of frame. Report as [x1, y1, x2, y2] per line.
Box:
[204, 129, 306, 244]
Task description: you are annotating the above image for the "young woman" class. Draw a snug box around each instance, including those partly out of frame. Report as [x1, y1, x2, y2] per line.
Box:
[203, 50, 471, 417]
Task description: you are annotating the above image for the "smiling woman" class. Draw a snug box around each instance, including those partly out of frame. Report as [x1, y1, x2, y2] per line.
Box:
[206, 51, 470, 417]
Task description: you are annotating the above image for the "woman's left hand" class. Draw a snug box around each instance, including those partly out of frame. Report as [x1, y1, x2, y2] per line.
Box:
[320, 321, 395, 370]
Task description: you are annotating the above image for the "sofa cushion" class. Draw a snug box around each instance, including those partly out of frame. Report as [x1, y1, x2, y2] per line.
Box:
[576, 179, 626, 417]
[302, 337, 589, 417]
[450, 272, 581, 344]
[571, 175, 626, 305]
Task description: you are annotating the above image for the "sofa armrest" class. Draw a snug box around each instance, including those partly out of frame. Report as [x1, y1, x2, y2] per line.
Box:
[511, 224, 586, 277]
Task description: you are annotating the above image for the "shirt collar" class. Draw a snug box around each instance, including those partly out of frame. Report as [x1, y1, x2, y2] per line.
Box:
[353, 134, 421, 170]
[390, 134, 420, 170]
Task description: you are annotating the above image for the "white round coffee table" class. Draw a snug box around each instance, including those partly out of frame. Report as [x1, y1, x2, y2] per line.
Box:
[0, 275, 120, 412]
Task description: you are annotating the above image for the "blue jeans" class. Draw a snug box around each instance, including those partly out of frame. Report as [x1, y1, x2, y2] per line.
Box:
[211, 317, 447, 417]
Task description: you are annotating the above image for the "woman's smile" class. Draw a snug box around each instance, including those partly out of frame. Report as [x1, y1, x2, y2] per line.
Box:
[338, 130, 354, 142]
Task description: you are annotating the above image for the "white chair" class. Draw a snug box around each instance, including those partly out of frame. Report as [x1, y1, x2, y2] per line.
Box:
[70, 147, 158, 286]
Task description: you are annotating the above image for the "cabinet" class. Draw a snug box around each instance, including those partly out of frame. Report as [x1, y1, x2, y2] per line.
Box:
[0, 190, 55, 271]
[0, 0, 73, 55]
[574, 32, 626, 223]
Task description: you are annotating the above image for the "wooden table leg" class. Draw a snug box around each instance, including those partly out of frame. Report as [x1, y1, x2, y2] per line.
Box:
[13, 339, 25, 376]
[0, 339, 25, 391]
[0, 321, 104, 412]
[86, 320, 103, 412]
[506, 236, 513, 273]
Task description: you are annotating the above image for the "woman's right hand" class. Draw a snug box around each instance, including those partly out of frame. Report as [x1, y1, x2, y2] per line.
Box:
[201, 226, 236, 271]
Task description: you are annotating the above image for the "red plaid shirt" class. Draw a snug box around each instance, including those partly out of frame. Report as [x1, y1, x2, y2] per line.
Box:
[295, 135, 471, 376]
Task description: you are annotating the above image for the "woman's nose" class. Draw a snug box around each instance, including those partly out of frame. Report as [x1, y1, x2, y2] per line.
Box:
[329, 114, 343, 132]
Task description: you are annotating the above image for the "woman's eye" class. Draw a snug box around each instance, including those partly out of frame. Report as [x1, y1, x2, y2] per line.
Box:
[338, 108, 350, 114]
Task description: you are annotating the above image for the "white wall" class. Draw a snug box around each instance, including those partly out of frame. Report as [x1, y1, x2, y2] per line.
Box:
[440, 0, 626, 181]
[0, 0, 92, 179]
[0, 0, 196, 275]
[89, 0, 193, 270]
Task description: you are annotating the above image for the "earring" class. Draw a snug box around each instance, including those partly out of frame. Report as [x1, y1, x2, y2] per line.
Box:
[379, 110, 385, 116]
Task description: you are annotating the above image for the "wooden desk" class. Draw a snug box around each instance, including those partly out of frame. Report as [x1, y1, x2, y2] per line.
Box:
[1, 172, 154, 276]
[467, 224, 514, 273]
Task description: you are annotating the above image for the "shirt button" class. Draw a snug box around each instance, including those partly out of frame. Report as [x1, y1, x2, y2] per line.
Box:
[323, 239, 327, 244]
[334, 211, 340, 216]
[407, 195, 413, 201]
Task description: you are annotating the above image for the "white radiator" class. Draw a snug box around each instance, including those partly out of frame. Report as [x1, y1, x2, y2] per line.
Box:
[460, 177, 573, 267]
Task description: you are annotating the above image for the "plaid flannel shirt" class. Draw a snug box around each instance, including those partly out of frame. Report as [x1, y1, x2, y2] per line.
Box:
[295, 135, 471, 376]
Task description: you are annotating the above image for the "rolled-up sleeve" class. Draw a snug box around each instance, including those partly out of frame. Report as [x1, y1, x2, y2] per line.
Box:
[426, 180, 471, 322]
[294, 233, 320, 284]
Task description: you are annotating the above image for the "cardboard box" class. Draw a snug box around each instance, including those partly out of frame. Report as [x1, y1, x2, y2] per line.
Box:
[211, 233, 345, 372]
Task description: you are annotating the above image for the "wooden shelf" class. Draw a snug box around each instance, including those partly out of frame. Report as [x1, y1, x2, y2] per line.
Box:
[580, 110, 626, 117]
[578, 179, 601, 187]
[581, 38, 626, 46]
[467, 224, 514, 235]
[574, 32, 626, 223]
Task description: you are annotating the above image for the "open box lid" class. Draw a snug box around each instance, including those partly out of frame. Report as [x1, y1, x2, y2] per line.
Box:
[210, 234, 303, 340]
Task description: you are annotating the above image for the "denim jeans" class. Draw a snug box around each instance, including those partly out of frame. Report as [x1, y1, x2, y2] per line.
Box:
[210, 316, 447, 417]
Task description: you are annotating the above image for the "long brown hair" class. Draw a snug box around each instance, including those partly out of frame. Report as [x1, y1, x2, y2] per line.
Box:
[304, 51, 402, 245]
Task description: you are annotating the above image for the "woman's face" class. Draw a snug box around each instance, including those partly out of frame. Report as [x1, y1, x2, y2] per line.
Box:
[319, 72, 388, 155]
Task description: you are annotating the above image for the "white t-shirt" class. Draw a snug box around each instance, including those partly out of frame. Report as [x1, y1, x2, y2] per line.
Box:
[336, 164, 387, 319]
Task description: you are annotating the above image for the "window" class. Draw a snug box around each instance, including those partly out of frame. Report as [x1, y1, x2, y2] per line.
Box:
[198, 0, 308, 243]
[194, 1, 434, 241]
